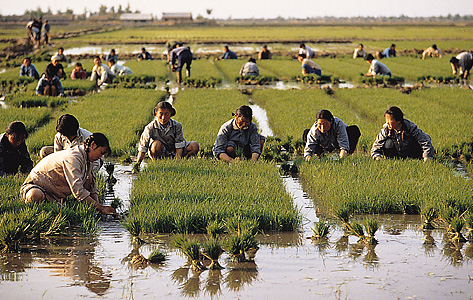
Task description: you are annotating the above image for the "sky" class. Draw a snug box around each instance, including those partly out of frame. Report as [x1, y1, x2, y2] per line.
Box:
[1, 0, 473, 19]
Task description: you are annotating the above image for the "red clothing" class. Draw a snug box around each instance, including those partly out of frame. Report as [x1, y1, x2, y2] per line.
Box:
[70, 69, 87, 80]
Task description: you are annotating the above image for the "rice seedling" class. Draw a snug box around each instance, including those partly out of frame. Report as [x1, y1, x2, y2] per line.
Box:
[0, 107, 51, 136]
[131, 254, 149, 269]
[206, 220, 225, 239]
[421, 205, 438, 230]
[224, 231, 258, 263]
[449, 217, 467, 244]
[236, 75, 278, 85]
[172, 235, 206, 271]
[202, 238, 224, 270]
[0, 212, 32, 252]
[4, 94, 68, 108]
[110, 198, 124, 210]
[122, 215, 145, 245]
[464, 214, 473, 242]
[148, 249, 167, 264]
[310, 218, 330, 239]
[363, 218, 379, 245]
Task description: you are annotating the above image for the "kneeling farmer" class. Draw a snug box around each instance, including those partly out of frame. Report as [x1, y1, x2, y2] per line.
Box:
[213, 105, 265, 163]
[134, 102, 199, 170]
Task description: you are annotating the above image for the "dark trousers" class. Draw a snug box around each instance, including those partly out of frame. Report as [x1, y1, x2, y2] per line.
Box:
[302, 125, 361, 155]
[177, 50, 192, 72]
[382, 138, 423, 159]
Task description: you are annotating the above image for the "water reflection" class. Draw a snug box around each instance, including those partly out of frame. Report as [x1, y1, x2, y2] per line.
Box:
[0, 252, 33, 281]
[223, 261, 259, 292]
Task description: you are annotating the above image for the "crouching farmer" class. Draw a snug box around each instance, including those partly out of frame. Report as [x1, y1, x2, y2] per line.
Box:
[303, 109, 360, 160]
[371, 106, 435, 162]
[21, 133, 116, 215]
[134, 101, 199, 171]
[213, 105, 265, 163]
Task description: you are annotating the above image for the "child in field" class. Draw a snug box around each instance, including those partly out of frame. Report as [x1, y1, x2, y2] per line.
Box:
[90, 56, 115, 87]
[303, 109, 360, 160]
[70, 62, 87, 80]
[239, 58, 259, 77]
[0, 121, 33, 176]
[36, 64, 64, 97]
[108, 59, 133, 76]
[364, 54, 392, 77]
[213, 105, 265, 162]
[371, 106, 434, 162]
[21, 133, 116, 215]
[134, 101, 199, 171]
[20, 57, 40, 79]
[297, 54, 321, 76]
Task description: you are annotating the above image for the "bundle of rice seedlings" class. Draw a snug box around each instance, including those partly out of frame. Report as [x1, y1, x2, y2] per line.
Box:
[0, 212, 31, 252]
[421, 205, 438, 230]
[81, 214, 99, 234]
[363, 218, 379, 245]
[172, 235, 206, 271]
[449, 217, 467, 243]
[206, 220, 225, 239]
[122, 216, 145, 244]
[310, 219, 330, 239]
[148, 249, 166, 264]
[348, 222, 365, 243]
[225, 230, 258, 263]
[131, 254, 148, 269]
[225, 216, 259, 236]
[202, 238, 224, 270]
[43, 212, 68, 236]
[334, 207, 350, 226]
[465, 214, 473, 242]
[104, 162, 117, 186]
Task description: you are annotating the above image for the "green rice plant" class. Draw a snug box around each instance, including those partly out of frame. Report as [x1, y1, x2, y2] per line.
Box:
[27, 89, 166, 155]
[363, 218, 379, 245]
[206, 220, 225, 239]
[449, 217, 467, 243]
[310, 218, 330, 239]
[4, 93, 68, 108]
[464, 214, 473, 242]
[292, 74, 332, 84]
[122, 60, 169, 81]
[110, 198, 124, 210]
[122, 215, 145, 244]
[148, 249, 167, 264]
[202, 238, 224, 270]
[0, 107, 51, 135]
[225, 216, 259, 236]
[172, 235, 206, 271]
[421, 205, 438, 230]
[225, 230, 258, 263]
[236, 75, 278, 85]
[43, 212, 68, 236]
[0, 211, 32, 252]
[348, 221, 365, 241]
[182, 77, 222, 88]
[61, 79, 96, 92]
[80, 214, 99, 234]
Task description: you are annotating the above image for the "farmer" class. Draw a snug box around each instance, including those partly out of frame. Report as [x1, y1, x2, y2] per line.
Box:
[364, 54, 392, 77]
[213, 105, 265, 163]
[297, 54, 321, 76]
[31, 17, 42, 48]
[106, 49, 118, 63]
[217, 45, 238, 60]
[169, 44, 193, 84]
[42, 20, 50, 45]
[137, 47, 153, 61]
[70, 62, 87, 80]
[39, 114, 93, 158]
[376, 44, 396, 59]
[422, 44, 442, 60]
[90, 56, 115, 87]
[36, 64, 64, 97]
[299, 43, 314, 59]
[371, 106, 435, 162]
[21, 133, 117, 215]
[0, 121, 33, 176]
[108, 59, 133, 76]
[134, 101, 199, 171]
[239, 58, 259, 76]
[46, 55, 66, 79]
[303, 109, 360, 160]
[20, 57, 40, 79]
[450, 52, 472, 81]
[353, 43, 367, 59]
[54, 47, 69, 63]
[258, 45, 272, 60]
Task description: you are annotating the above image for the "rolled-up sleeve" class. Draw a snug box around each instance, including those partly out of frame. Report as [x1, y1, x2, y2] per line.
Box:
[213, 123, 230, 158]
[138, 126, 152, 153]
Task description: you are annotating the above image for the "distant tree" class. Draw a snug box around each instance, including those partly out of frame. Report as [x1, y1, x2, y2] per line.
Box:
[46, 7, 52, 15]
[125, 3, 131, 13]
[206, 9, 212, 17]
[118, 5, 123, 14]
[99, 5, 107, 15]
[65, 8, 74, 15]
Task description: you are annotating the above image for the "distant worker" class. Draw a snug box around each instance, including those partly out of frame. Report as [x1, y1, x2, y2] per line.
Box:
[47, 55, 66, 79]
[55, 47, 68, 63]
[213, 105, 265, 163]
[36, 64, 64, 97]
[258, 45, 272, 60]
[353, 43, 367, 59]
[70, 62, 87, 80]
[303, 109, 360, 160]
[106, 49, 118, 62]
[166, 40, 179, 62]
[20, 57, 39, 79]
[169, 44, 193, 84]
[422, 44, 442, 60]
[42, 20, 50, 45]
[376, 44, 396, 59]
[137, 47, 153, 61]
[31, 17, 42, 48]
[108, 59, 133, 76]
[90, 56, 115, 87]
[239, 58, 259, 77]
[217, 45, 238, 60]
[371, 106, 434, 162]
[297, 54, 321, 76]
[364, 54, 392, 77]
[450, 52, 472, 81]
[299, 43, 314, 59]
[0, 121, 33, 176]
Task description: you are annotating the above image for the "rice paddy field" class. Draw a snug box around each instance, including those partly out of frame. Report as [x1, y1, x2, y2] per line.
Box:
[0, 23, 473, 299]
